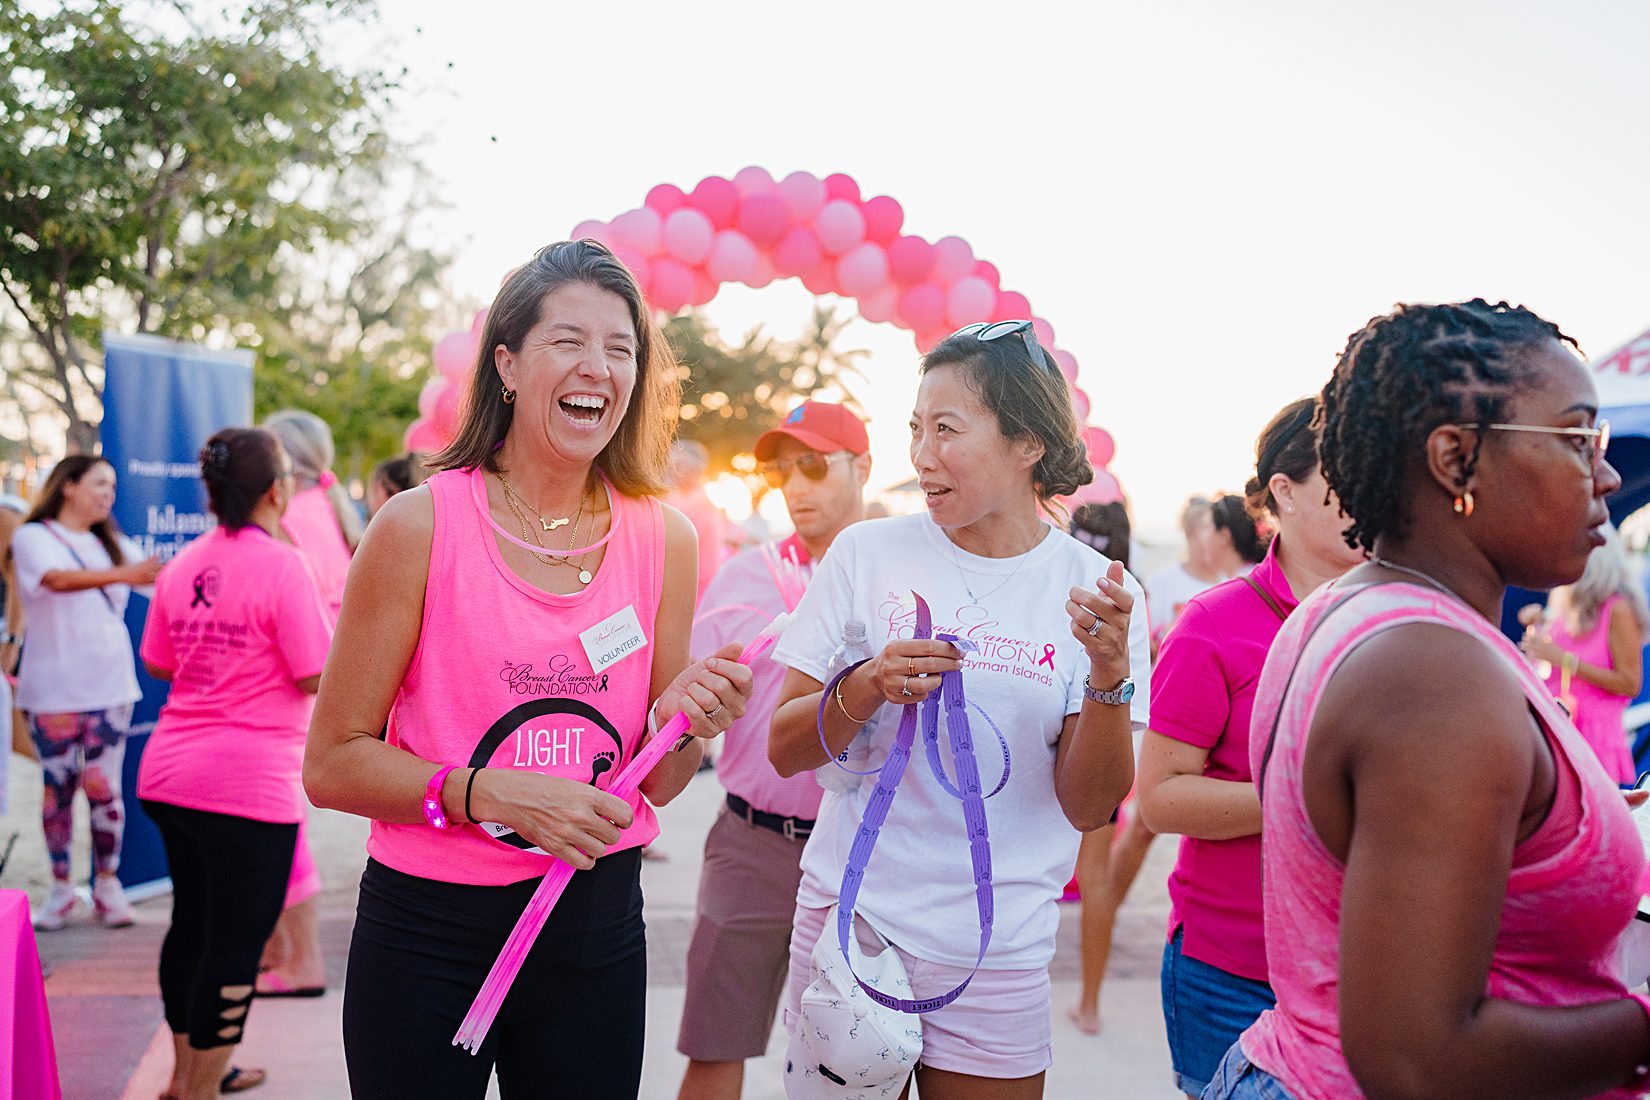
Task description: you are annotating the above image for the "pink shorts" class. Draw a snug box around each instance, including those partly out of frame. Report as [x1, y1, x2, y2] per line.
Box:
[783, 903, 1053, 1080]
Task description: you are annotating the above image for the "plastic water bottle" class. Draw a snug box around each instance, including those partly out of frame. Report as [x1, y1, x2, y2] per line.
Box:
[817, 619, 874, 795]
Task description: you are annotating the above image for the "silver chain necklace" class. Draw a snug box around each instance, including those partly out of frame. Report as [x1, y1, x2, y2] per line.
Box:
[947, 527, 1043, 607]
[1370, 555, 1468, 606]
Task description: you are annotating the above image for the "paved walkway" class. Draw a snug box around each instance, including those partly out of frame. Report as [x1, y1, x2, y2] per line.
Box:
[5, 757, 1182, 1099]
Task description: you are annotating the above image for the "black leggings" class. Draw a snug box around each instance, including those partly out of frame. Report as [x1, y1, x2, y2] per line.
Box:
[343, 851, 647, 1100]
[142, 800, 297, 1050]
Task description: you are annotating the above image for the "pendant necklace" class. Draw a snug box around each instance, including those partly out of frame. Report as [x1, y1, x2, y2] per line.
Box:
[947, 526, 1042, 608]
[1370, 556, 1467, 606]
[498, 474, 594, 585]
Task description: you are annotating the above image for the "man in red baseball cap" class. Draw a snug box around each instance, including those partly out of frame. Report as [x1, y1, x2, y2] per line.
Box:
[676, 400, 871, 1100]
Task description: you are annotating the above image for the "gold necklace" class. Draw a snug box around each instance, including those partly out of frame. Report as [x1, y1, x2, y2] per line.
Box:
[497, 476, 593, 584]
[497, 471, 576, 532]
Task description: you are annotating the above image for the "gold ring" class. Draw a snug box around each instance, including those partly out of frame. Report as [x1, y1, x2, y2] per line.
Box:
[908, 658, 916, 678]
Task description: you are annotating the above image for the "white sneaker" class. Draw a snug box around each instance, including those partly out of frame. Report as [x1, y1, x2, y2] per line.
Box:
[32, 882, 81, 931]
[92, 876, 135, 928]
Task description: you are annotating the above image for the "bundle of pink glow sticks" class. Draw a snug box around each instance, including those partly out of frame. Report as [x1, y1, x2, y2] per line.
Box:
[452, 612, 791, 1053]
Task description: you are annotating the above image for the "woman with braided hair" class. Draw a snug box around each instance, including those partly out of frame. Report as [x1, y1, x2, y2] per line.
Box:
[1206, 300, 1650, 1100]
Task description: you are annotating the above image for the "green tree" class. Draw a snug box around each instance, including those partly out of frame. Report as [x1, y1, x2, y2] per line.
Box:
[666, 304, 867, 473]
[0, 0, 404, 452]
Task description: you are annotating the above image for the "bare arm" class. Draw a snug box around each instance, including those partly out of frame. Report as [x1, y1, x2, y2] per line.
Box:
[1325, 625, 1650, 1100]
[1136, 730, 1260, 839]
[1572, 603, 1644, 699]
[1052, 560, 1137, 831]
[41, 559, 160, 593]
[303, 486, 633, 871]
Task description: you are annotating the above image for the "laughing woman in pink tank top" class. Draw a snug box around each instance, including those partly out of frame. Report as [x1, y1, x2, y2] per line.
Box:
[1205, 300, 1650, 1100]
[304, 240, 754, 1100]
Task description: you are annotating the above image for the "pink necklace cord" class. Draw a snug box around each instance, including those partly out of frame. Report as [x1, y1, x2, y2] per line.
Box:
[451, 613, 791, 1053]
[467, 467, 622, 559]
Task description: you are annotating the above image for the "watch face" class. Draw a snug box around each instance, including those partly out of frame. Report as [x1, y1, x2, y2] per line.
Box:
[1118, 680, 1136, 704]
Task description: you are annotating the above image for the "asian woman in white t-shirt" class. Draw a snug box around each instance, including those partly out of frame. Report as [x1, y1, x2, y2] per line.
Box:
[769, 321, 1152, 1100]
[8, 456, 161, 931]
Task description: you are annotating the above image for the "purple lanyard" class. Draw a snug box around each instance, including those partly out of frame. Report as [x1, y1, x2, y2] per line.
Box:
[814, 592, 999, 1013]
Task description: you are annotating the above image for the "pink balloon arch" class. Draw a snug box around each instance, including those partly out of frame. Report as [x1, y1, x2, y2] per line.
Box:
[404, 169, 1121, 503]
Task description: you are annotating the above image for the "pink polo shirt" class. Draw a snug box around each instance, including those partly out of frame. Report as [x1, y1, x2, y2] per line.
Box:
[137, 526, 333, 824]
[1149, 537, 1295, 982]
[692, 534, 823, 821]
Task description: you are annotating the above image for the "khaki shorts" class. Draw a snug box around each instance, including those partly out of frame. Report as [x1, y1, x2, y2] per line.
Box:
[677, 804, 808, 1062]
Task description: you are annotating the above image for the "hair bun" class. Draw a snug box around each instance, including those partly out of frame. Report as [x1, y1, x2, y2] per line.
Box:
[199, 440, 232, 482]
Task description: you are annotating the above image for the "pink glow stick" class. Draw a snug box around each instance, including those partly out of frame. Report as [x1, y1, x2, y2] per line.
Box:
[453, 613, 791, 1053]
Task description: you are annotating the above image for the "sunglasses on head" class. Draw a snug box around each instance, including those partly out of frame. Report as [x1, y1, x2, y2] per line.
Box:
[950, 320, 1055, 373]
[759, 451, 848, 489]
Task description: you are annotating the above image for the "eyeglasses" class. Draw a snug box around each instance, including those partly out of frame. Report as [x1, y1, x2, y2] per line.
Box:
[951, 320, 1055, 374]
[759, 451, 848, 489]
[1460, 419, 1612, 471]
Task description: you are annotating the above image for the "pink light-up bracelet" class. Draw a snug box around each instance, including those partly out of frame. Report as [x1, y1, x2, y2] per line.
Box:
[424, 765, 460, 830]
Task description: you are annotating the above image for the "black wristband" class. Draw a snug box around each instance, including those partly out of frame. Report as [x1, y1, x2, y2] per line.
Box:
[464, 767, 482, 825]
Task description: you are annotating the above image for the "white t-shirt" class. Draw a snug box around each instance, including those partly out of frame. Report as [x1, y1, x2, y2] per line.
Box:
[1145, 562, 1220, 640]
[773, 512, 1152, 970]
[10, 521, 143, 713]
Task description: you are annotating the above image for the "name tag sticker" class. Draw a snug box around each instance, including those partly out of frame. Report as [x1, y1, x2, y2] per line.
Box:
[580, 605, 649, 673]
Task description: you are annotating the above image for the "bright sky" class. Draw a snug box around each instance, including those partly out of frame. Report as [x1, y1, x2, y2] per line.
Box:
[380, 0, 1650, 541]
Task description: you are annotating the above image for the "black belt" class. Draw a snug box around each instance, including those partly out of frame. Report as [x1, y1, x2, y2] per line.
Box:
[726, 793, 814, 841]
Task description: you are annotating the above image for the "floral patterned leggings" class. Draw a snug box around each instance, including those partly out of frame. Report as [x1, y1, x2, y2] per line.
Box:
[26, 704, 132, 880]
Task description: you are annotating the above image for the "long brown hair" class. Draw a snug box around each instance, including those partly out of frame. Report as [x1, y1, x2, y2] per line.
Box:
[22, 456, 128, 565]
[432, 240, 680, 497]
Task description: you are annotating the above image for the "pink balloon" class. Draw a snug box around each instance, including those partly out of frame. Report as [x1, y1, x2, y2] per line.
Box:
[404, 419, 446, 454]
[706, 230, 760, 285]
[744, 254, 776, 290]
[835, 242, 888, 297]
[1032, 316, 1056, 349]
[735, 194, 791, 248]
[1084, 426, 1116, 467]
[609, 208, 663, 255]
[857, 284, 900, 324]
[1079, 468, 1121, 505]
[469, 308, 488, 336]
[570, 219, 608, 243]
[1070, 387, 1091, 422]
[914, 328, 949, 355]
[994, 290, 1032, 321]
[771, 227, 824, 279]
[731, 166, 775, 197]
[800, 265, 838, 297]
[971, 260, 1001, 290]
[777, 171, 828, 222]
[609, 245, 652, 288]
[434, 331, 474, 381]
[861, 196, 904, 245]
[945, 277, 995, 327]
[887, 235, 935, 285]
[930, 237, 975, 285]
[418, 376, 446, 422]
[645, 183, 686, 215]
[688, 269, 718, 308]
[897, 283, 947, 332]
[433, 383, 464, 435]
[648, 258, 695, 313]
[689, 176, 739, 230]
[813, 200, 866, 257]
[1053, 349, 1079, 383]
[662, 208, 715, 265]
[824, 173, 861, 203]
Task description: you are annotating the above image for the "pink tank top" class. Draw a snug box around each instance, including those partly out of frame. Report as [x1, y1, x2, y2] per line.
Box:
[1242, 581, 1648, 1100]
[1545, 594, 1637, 785]
[367, 467, 663, 886]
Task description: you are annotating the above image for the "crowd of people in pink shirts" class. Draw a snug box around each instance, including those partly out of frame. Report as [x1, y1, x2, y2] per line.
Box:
[5, 241, 1650, 1100]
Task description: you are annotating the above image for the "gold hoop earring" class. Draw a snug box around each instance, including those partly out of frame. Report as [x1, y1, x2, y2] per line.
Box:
[501, 385, 516, 405]
[1453, 490, 1475, 517]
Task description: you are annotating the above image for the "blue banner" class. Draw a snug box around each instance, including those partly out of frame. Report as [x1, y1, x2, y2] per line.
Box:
[101, 333, 253, 896]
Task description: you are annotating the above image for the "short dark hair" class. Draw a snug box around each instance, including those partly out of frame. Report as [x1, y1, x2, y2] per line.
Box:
[1211, 493, 1265, 565]
[200, 428, 282, 530]
[1246, 397, 1320, 519]
[21, 455, 126, 566]
[1071, 501, 1131, 570]
[431, 240, 681, 497]
[1317, 299, 1578, 552]
[920, 330, 1092, 516]
[372, 452, 428, 498]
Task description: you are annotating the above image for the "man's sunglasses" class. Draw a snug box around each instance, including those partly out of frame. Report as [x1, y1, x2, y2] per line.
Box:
[951, 320, 1055, 373]
[759, 451, 849, 489]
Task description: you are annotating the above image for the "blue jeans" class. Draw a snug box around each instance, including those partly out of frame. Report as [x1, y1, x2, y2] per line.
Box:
[1201, 1043, 1299, 1099]
[1161, 927, 1277, 1097]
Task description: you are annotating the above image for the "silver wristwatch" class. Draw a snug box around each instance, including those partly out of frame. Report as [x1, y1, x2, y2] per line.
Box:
[1083, 675, 1135, 706]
